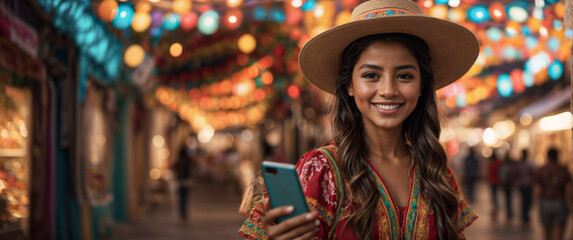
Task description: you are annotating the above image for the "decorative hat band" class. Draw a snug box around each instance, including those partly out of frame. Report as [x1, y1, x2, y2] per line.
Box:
[355, 8, 417, 20]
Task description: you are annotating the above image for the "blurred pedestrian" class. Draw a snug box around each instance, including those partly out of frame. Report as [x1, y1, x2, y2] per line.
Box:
[514, 149, 535, 224]
[463, 147, 479, 202]
[499, 151, 516, 220]
[486, 151, 503, 219]
[172, 147, 194, 221]
[534, 148, 572, 240]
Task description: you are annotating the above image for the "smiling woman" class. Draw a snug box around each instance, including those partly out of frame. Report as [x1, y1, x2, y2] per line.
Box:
[347, 39, 422, 131]
[239, 0, 480, 239]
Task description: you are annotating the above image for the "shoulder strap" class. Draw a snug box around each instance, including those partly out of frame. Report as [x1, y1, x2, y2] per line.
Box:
[317, 147, 345, 240]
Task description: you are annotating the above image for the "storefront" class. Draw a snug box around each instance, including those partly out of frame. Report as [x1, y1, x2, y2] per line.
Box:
[0, 74, 33, 240]
[0, 1, 45, 238]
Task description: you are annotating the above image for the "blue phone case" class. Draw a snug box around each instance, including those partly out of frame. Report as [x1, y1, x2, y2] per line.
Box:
[261, 161, 309, 223]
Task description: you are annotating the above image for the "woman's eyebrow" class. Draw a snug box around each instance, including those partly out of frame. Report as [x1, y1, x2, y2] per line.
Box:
[358, 64, 417, 71]
[358, 63, 383, 71]
[395, 64, 417, 71]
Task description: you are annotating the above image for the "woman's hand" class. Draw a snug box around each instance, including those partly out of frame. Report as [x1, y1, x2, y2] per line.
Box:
[262, 198, 320, 240]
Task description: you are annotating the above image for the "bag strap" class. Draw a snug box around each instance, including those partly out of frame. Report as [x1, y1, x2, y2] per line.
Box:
[318, 147, 345, 240]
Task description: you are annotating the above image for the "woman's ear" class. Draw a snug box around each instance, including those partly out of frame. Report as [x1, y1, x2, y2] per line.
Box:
[348, 85, 354, 96]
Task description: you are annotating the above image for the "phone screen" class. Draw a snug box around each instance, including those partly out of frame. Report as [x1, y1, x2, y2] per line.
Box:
[261, 161, 309, 222]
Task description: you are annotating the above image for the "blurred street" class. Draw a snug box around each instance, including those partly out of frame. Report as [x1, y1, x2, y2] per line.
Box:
[109, 178, 573, 240]
[110, 180, 245, 240]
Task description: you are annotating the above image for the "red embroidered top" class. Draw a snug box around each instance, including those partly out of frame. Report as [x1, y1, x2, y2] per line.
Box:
[239, 144, 477, 239]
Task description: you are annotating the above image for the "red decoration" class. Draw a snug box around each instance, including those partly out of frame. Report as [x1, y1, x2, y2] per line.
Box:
[181, 11, 199, 31]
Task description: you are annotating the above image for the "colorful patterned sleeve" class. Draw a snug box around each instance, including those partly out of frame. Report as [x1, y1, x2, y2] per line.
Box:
[445, 167, 478, 234]
[238, 149, 338, 239]
[238, 200, 267, 239]
[296, 149, 339, 238]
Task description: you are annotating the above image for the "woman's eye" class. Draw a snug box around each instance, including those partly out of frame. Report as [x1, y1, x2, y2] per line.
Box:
[397, 73, 414, 79]
[362, 72, 379, 79]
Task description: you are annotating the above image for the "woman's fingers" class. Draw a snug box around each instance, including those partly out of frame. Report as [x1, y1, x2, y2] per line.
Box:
[266, 211, 319, 240]
[263, 198, 270, 212]
[278, 213, 320, 240]
[292, 226, 320, 240]
[263, 204, 294, 227]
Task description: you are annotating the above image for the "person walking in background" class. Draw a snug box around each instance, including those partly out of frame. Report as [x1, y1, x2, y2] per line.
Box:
[514, 149, 535, 224]
[172, 147, 194, 221]
[534, 148, 572, 240]
[463, 147, 479, 202]
[499, 151, 516, 220]
[486, 151, 503, 220]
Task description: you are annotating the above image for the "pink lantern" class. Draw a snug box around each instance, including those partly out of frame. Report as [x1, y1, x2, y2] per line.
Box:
[224, 9, 243, 31]
[181, 11, 199, 31]
[342, 0, 359, 8]
[286, 8, 303, 26]
[489, 2, 506, 22]
[510, 69, 525, 93]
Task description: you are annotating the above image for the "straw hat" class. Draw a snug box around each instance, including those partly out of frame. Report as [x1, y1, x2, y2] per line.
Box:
[298, 0, 480, 93]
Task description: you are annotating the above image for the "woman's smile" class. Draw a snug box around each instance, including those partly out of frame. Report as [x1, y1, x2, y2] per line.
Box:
[372, 102, 402, 114]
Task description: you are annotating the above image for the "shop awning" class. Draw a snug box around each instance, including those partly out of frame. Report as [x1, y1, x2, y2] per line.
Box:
[518, 86, 571, 119]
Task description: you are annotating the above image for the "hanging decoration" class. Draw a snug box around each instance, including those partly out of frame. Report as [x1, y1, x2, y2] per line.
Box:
[97, 0, 118, 22]
[37, 0, 122, 81]
[85, 0, 570, 128]
[112, 3, 135, 30]
[124, 44, 145, 68]
[237, 34, 256, 54]
[131, 11, 152, 32]
[198, 10, 219, 35]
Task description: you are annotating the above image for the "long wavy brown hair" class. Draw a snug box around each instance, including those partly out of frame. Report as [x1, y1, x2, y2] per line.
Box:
[332, 33, 459, 239]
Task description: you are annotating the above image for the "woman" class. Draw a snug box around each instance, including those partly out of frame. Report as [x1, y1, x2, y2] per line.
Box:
[486, 151, 502, 219]
[534, 148, 572, 240]
[239, 0, 478, 239]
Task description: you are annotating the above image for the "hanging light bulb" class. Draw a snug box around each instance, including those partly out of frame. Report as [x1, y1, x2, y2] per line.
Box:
[124, 44, 145, 67]
[173, 0, 192, 14]
[170, 43, 183, 57]
[238, 34, 256, 54]
[226, 0, 243, 8]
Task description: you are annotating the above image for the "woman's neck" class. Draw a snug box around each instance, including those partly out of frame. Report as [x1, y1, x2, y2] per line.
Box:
[364, 125, 409, 164]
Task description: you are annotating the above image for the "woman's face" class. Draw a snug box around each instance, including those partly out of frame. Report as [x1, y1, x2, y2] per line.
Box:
[348, 41, 422, 132]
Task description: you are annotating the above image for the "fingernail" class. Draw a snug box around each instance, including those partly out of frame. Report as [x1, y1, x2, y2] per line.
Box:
[306, 213, 313, 220]
[315, 219, 320, 226]
[286, 206, 294, 212]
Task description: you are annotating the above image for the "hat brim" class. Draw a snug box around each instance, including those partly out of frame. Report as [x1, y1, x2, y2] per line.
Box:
[299, 15, 480, 93]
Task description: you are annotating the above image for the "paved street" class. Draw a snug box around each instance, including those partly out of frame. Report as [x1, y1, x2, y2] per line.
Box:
[110, 181, 246, 240]
[110, 179, 573, 240]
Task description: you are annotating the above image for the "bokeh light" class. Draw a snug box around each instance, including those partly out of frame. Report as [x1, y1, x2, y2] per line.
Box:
[198, 10, 220, 35]
[162, 13, 181, 31]
[238, 34, 256, 54]
[124, 44, 145, 67]
[181, 11, 199, 31]
[98, 0, 118, 22]
[497, 74, 513, 97]
[170, 43, 183, 57]
[468, 5, 489, 23]
[112, 3, 134, 30]
[172, 0, 192, 14]
[132, 12, 151, 32]
[548, 61, 563, 80]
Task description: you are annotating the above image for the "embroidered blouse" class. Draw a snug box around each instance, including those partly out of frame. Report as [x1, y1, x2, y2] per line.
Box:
[239, 144, 477, 239]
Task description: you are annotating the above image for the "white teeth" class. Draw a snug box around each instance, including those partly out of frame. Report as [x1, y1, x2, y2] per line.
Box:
[374, 104, 400, 110]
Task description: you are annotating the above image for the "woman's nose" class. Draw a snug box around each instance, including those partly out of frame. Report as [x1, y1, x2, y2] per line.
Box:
[377, 76, 398, 97]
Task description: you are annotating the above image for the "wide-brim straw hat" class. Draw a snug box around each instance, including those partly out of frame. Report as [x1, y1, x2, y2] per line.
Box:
[298, 0, 480, 94]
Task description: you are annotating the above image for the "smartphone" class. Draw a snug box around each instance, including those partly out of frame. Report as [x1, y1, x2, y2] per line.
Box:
[261, 161, 309, 223]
